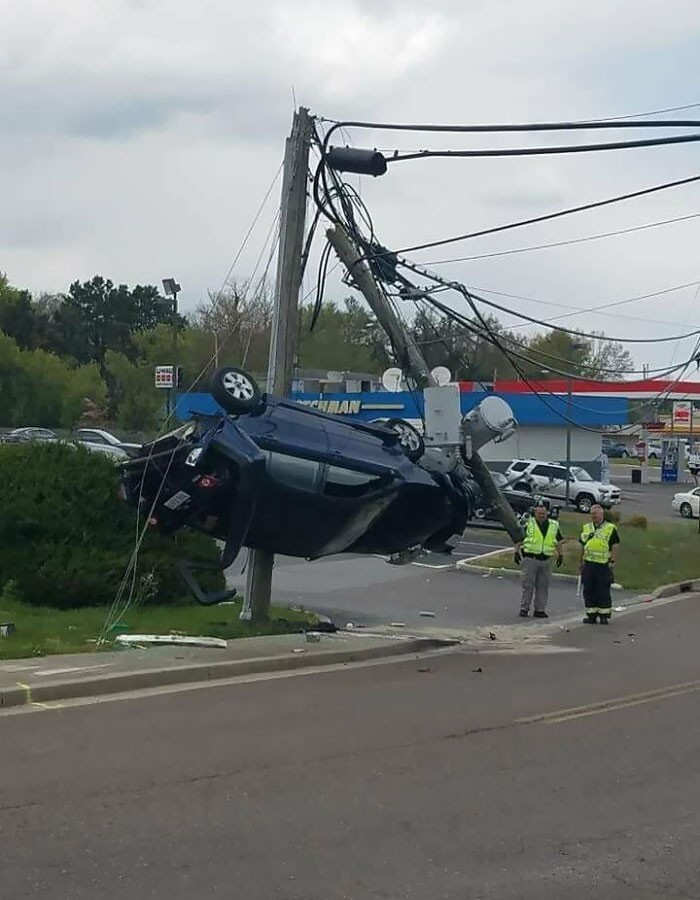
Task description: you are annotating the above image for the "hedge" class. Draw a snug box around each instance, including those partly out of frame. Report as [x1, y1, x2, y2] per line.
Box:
[0, 442, 225, 608]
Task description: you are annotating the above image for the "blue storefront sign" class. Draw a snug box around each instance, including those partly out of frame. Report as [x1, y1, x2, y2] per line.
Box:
[176, 389, 629, 429]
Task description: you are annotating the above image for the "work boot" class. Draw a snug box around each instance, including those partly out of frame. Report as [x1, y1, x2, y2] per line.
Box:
[533, 611, 549, 619]
[583, 614, 597, 624]
[519, 610, 529, 618]
[598, 614, 610, 625]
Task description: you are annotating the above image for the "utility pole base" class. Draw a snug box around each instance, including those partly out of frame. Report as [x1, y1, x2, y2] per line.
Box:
[244, 549, 274, 623]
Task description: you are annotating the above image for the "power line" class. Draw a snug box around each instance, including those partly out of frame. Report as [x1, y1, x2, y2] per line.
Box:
[388, 133, 700, 164]
[422, 212, 700, 267]
[389, 173, 700, 257]
[469, 280, 700, 330]
[397, 256, 700, 345]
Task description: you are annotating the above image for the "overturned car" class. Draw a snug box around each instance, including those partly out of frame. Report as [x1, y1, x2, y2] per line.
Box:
[121, 367, 485, 603]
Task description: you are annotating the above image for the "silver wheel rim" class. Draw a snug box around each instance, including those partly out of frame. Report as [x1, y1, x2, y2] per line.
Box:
[222, 371, 255, 401]
[392, 423, 420, 452]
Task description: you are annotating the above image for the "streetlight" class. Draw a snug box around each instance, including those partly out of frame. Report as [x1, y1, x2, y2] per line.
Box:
[565, 341, 587, 508]
[162, 278, 181, 417]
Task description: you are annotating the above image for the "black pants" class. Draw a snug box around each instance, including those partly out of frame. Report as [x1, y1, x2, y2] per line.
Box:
[582, 562, 613, 617]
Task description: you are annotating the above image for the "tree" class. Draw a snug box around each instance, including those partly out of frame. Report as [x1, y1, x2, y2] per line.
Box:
[0, 273, 40, 350]
[193, 280, 272, 375]
[524, 330, 634, 381]
[0, 332, 107, 428]
[583, 334, 634, 380]
[58, 276, 183, 374]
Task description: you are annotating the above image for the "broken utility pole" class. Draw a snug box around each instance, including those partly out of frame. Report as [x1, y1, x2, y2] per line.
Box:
[243, 106, 313, 622]
[326, 225, 523, 543]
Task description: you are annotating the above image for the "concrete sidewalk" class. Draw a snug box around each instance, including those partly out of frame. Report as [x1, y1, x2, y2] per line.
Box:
[0, 631, 447, 710]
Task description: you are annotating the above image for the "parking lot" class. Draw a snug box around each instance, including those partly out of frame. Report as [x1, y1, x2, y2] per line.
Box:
[609, 463, 697, 523]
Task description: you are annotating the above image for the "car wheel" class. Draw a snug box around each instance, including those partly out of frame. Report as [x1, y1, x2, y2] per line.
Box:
[648, 452, 658, 460]
[474, 507, 487, 519]
[514, 481, 531, 493]
[576, 494, 594, 514]
[385, 418, 425, 462]
[620, 450, 628, 458]
[680, 502, 694, 519]
[210, 367, 262, 414]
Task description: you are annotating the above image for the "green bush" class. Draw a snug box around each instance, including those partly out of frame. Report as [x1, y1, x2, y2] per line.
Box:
[604, 509, 622, 524]
[0, 442, 224, 608]
[626, 514, 649, 529]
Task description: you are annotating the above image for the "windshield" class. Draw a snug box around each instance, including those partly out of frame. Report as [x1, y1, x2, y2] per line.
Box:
[571, 466, 594, 482]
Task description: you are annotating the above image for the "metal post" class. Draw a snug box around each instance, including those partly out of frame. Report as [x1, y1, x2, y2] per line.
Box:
[243, 107, 312, 623]
[327, 226, 523, 542]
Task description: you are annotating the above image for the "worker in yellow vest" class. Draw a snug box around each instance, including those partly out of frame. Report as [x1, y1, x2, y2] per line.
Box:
[514, 500, 564, 619]
[579, 504, 620, 624]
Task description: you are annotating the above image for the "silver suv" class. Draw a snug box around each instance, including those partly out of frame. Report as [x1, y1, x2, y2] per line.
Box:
[505, 459, 621, 513]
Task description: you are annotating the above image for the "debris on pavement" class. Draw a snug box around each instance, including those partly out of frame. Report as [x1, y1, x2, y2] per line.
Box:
[615, 606, 625, 612]
[390, 622, 406, 628]
[115, 634, 228, 649]
[419, 611, 436, 618]
[417, 667, 434, 674]
[472, 667, 483, 673]
[293, 648, 307, 654]
[305, 632, 322, 643]
[488, 632, 497, 641]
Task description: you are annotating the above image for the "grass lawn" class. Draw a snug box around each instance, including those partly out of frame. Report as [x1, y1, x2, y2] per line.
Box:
[468, 512, 700, 592]
[0, 598, 317, 660]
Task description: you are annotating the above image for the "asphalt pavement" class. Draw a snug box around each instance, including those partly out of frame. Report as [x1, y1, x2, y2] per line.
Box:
[225, 528, 597, 632]
[3, 593, 700, 899]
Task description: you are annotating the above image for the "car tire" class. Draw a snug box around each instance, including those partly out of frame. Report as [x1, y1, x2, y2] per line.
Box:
[514, 481, 531, 493]
[680, 502, 694, 519]
[474, 507, 487, 519]
[385, 418, 425, 462]
[576, 493, 595, 514]
[648, 452, 658, 460]
[620, 450, 628, 458]
[210, 367, 262, 414]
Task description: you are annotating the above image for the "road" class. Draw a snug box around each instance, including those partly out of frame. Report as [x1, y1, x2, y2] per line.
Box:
[3, 594, 700, 899]
[225, 528, 595, 631]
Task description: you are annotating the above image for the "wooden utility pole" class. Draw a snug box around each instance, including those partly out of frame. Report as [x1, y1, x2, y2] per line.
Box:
[243, 107, 312, 623]
[327, 225, 523, 543]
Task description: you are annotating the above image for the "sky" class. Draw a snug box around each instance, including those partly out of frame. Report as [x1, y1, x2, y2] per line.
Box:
[2, 0, 700, 373]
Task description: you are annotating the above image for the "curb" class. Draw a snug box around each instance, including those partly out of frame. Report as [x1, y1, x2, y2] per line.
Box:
[0, 637, 447, 710]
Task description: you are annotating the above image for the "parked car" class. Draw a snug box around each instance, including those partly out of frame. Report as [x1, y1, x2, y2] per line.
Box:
[601, 439, 631, 459]
[80, 441, 129, 461]
[671, 487, 700, 519]
[121, 367, 485, 604]
[504, 459, 621, 513]
[74, 428, 141, 457]
[1, 427, 57, 444]
[472, 472, 538, 521]
[634, 439, 662, 460]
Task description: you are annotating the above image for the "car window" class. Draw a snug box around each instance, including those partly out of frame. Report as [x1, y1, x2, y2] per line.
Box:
[267, 452, 321, 492]
[322, 466, 391, 498]
[571, 466, 593, 482]
[79, 430, 105, 444]
[510, 461, 528, 472]
[531, 465, 557, 478]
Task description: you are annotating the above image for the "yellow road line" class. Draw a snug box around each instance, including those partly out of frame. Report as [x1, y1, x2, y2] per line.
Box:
[517, 679, 700, 726]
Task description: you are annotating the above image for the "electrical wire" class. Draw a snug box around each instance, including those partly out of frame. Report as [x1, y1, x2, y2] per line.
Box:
[387, 133, 700, 163]
[422, 212, 700, 267]
[388, 173, 700, 257]
[468, 280, 700, 331]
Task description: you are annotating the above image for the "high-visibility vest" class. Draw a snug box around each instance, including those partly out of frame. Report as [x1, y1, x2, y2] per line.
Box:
[581, 521, 617, 564]
[522, 518, 559, 557]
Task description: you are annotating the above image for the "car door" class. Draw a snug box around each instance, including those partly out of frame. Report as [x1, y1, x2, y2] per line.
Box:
[529, 464, 557, 495]
[546, 466, 569, 499]
[694, 489, 700, 516]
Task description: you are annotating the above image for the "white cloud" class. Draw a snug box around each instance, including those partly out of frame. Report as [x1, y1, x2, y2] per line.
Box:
[1, 0, 700, 369]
